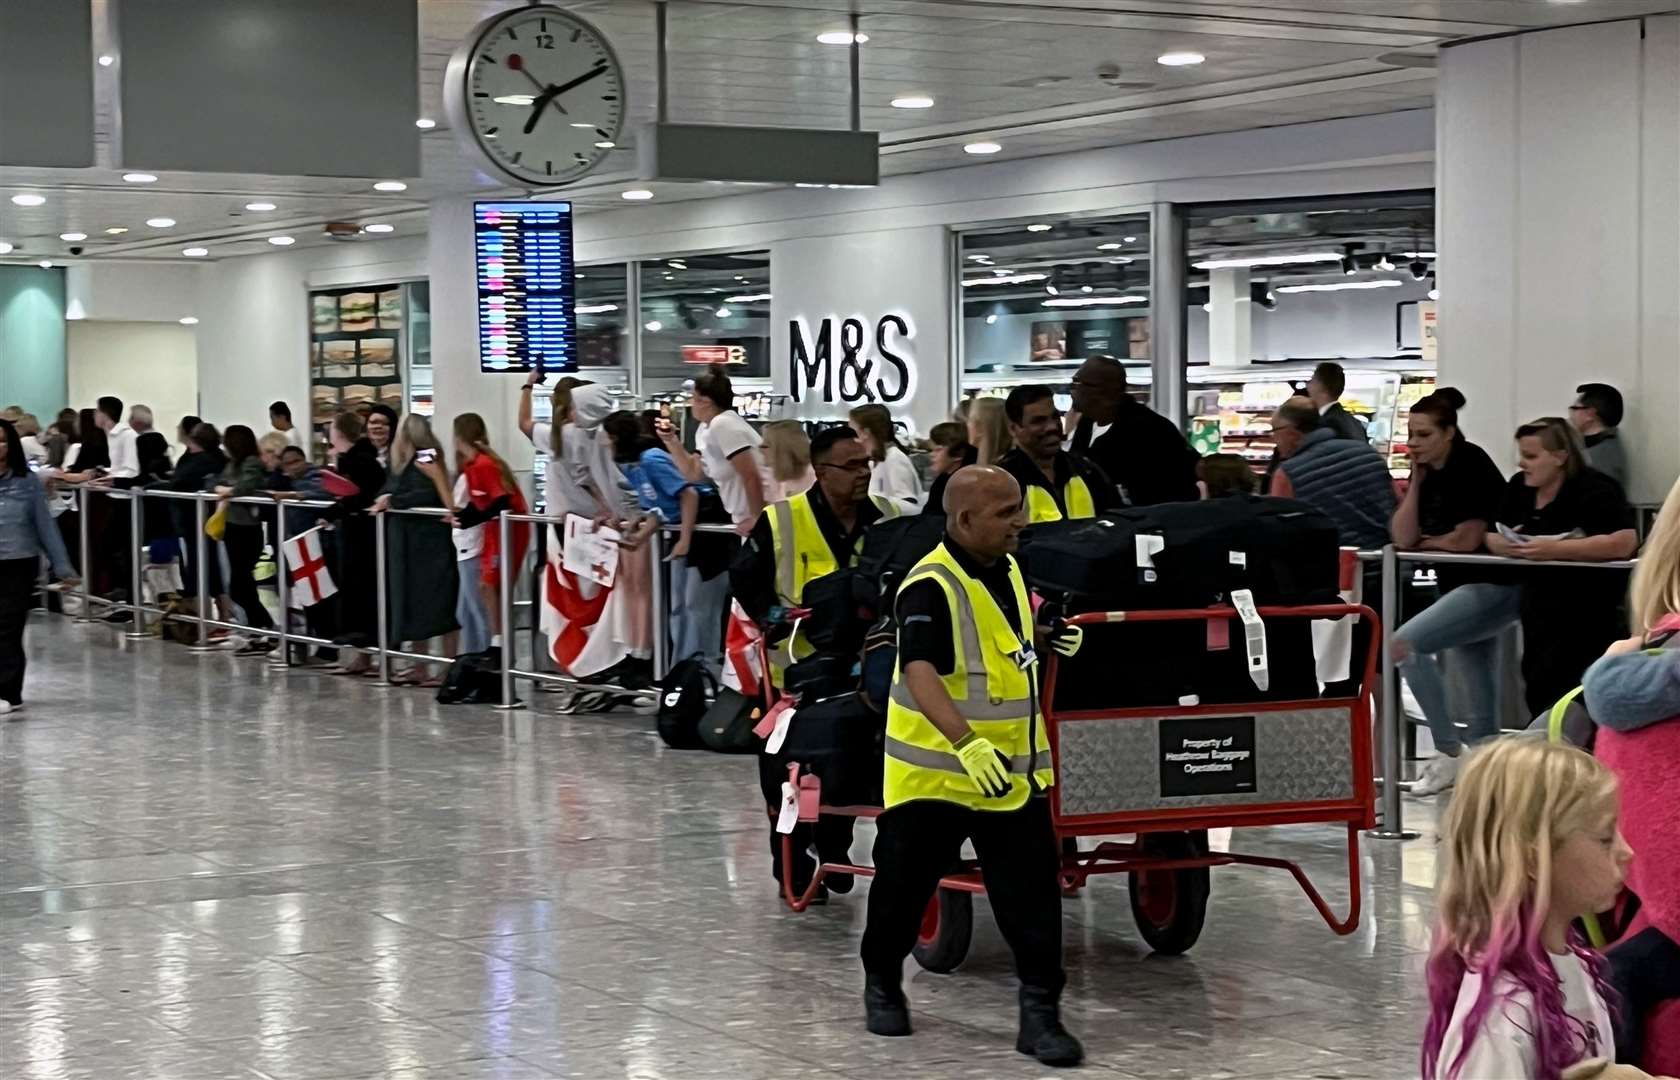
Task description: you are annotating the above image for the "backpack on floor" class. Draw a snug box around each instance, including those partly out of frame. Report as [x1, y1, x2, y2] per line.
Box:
[699, 687, 762, 753]
[657, 657, 717, 749]
[436, 649, 512, 706]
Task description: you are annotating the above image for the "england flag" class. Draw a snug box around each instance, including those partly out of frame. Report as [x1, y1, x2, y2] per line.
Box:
[281, 526, 337, 608]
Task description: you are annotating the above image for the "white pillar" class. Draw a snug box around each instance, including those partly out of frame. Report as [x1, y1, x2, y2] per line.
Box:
[1438, 15, 1678, 503]
[1207, 267, 1252, 367]
[427, 197, 532, 471]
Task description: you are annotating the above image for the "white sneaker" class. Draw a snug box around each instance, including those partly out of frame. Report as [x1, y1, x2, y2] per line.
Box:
[1411, 754, 1460, 797]
[0, 701, 20, 718]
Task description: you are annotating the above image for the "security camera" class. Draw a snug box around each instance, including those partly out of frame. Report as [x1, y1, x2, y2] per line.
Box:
[68, 246, 84, 256]
[1095, 62, 1125, 86]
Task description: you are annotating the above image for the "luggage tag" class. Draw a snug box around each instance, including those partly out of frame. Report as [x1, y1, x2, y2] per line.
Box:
[797, 773, 822, 818]
[764, 703, 798, 755]
[1135, 534, 1165, 586]
[1230, 588, 1269, 692]
[1011, 644, 1038, 672]
[775, 782, 800, 834]
[753, 697, 794, 741]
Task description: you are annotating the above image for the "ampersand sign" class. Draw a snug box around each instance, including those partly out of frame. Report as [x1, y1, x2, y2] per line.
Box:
[836, 317, 874, 402]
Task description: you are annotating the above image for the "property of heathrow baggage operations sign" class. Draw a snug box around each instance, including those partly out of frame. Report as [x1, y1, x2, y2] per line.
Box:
[1159, 715, 1257, 797]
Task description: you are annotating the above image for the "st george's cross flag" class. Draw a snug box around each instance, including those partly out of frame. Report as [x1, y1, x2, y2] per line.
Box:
[281, 526, 337, 607]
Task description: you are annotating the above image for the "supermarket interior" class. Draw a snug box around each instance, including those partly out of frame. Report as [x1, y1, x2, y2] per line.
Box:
[3, 2, 1680, 1079]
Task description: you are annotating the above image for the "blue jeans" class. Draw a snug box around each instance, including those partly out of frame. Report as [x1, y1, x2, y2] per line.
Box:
[669, 554, 728, 667]
[1394, 582, 1522, 755]
[456, 556, 491, 655]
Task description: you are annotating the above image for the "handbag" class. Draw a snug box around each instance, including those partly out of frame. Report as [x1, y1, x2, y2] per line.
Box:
[699, 687, 761, 753]
[205, 505, 228, 541]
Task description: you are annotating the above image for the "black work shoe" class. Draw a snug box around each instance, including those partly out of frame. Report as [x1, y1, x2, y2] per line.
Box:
[1017, 989, 1083, 1067]
[864, 974, 912, 1037]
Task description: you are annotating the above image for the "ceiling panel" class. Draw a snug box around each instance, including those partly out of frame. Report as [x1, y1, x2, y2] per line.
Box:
[2, 0, 1672, 264]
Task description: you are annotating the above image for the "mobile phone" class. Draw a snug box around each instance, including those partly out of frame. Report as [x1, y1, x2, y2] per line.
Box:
[532, 354, 546, 384]
[659, 400, 672, 420]
[417, 448, 437, 465]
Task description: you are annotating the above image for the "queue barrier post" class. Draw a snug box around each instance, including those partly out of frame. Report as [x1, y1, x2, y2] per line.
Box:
[374, 508, 391, 684]
[649, 524, 667, 682]
[270, 500, 291, 667]
[1367, 544, 1416, 841]
[494, 509, 523, 711]
[187, 493, 216, 651]
[124, 490, 148, 640]
[75, 487, 95, 622]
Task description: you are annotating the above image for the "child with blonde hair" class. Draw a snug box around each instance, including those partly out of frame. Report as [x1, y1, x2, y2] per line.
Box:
[1425, 738, 1635, 1079]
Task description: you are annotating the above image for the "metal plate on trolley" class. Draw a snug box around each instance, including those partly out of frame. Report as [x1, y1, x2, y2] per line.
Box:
[1057, 707, 1353, 816]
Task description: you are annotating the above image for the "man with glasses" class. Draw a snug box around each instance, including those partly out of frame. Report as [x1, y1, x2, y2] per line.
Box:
[733, 425, 886, 899]
[1068, 355, 1198, 506]
[1569, 382, 1630, 492]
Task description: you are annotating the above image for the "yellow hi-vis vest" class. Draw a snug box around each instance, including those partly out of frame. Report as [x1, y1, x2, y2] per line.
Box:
[1024, 474, 1096, 524]
[883, 544, 1054, 811]
[765, 491, 846, 686]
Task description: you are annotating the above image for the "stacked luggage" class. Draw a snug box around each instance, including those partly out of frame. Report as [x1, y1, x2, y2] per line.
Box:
[1018, 495, 1341, 709]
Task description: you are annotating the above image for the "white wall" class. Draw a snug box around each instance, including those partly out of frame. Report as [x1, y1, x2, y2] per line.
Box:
[1438, 16, 1678, 504]
[194, 235, 426, 436]
[67, 321, 197, 446]
[65, 263, 204, 323]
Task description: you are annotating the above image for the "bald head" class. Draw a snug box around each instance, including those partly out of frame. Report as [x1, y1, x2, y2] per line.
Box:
[1071, 355, 1128, 424]
[945, 465, 1026, 563]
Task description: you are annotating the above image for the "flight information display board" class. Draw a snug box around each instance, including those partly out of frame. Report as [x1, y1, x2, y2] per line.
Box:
[474, 200, 577, 373]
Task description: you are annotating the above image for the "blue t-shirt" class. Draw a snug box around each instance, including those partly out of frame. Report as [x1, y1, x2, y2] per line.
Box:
[622, 448, 694, 522]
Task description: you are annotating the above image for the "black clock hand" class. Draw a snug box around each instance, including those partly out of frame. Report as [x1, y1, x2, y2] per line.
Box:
[514, 66, 567, 135]
[548, 62, 609, 99]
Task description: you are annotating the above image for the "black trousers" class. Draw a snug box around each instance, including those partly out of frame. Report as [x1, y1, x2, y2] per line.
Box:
[1607, 926, 1680, 1060]
[757, 752, 855, 889]
[860, 796, 1065, 997]
[0, 557, 39, 706]
[223, 523, 273, 630]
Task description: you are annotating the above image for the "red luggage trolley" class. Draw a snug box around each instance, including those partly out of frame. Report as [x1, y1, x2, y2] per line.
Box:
[777, 602, 1378, 971]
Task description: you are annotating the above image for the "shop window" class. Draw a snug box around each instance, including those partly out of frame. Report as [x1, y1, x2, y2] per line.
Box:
[638, 249, 771, 395]
[958, 214, 1153, 413]
[577, 262, 630, 374]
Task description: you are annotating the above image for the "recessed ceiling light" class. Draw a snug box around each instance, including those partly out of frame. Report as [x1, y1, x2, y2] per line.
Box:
[1097, 242, 1122, 250]
[363, 223, 394, 234]
[594, 140, 615, 149]
[39, 260, 54, 268]
[105, 226, 127, 235]
[10, 194, 45, 207]
[1081, 285, 1094, 293]
[715, 306, 732, 318]
[1026, 223, 1052, 232]
[644, 320, 663, 332]
[621, 189, 654, 201]
[145, 217, 175, 228]
[97, 54, 114, 66]
[1123, 236, 1138, 243]
[891, 95, 934, 109]
[244, 202, 277, 212]
[267, 235, 295, 246]
[59, 232, 87, 242]
[414, 118, 436, 129]
[179, 316, 199, 325]
[817, 31, 867, 45]
[985, 314, 998, 324]
[0, 242, 11, 254]
[123, 172, 158, 183]
[1157, 51, 1205, 67]
[181, 247, 208, 257]
[963, 141, 1002, 155]
[373, 180, 407, 192]
[570, 122, 594, 128]
[1109, 257, 1133, 264]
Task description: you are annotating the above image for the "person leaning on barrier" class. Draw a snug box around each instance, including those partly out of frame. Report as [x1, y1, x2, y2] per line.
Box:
[731, 425, 884, 900]
[317, 411, 387, 675]
[997, 384, 1119, 524]
[369, 414, 459, 686]
[859, 465, 1083, 1066]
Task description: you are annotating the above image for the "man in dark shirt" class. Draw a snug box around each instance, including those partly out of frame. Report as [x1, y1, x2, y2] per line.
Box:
[1069, 355, 1198, 506]
[996, 384, 1119, 523]
[1569, 382, 1630, 491]
[1306, 361, 1370, 443]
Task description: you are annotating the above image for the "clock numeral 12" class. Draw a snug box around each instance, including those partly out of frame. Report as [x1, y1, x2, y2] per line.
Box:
[535, 33, 554, 48]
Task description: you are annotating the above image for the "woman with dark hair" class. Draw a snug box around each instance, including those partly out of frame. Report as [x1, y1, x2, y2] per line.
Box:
[1488, 415, 1638, 717]
[922, 420, 972, 514]
[319, 411, 387, 674]
[1389, 389, 1518, 796]
[849, 402, 923, 515]
[364, 404, 397, 468]
[0, 418, 78, 715]
[370, 414, 458, 684]
[215, 424, 276, 653]
[657, 364, 772, 535]
[1196, 453, 1258, 500]
[168, 422, 233, 632]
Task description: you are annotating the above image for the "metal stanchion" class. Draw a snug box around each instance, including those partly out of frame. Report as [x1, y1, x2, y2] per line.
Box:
[270, 504, 290, 667]
[648, 525, 667, 683]
[188, 494, 215, 651]
[75, 487, 95, 622]
[375, 509, 390, 684]
[1368, 544, 1417, 840]
[493, 510, 522, 711]
[124, 491, 147, 639]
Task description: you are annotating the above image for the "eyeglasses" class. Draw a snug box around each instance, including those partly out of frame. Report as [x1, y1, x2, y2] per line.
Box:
[1567, 403, 1588, 412]
[818, 459, 871, 474]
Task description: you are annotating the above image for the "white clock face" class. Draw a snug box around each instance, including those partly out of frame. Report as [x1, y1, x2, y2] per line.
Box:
[454, 7, 625, 187]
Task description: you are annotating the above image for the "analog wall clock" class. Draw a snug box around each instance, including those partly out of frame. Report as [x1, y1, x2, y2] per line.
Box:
[443, 5, 626, 187]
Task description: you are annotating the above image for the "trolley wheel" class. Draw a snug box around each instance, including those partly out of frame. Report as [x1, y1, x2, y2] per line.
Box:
[1128, 831, 1211, 956]
[912, 887, 973, 973]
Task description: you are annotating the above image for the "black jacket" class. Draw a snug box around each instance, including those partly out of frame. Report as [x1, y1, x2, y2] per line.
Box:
[1071, 400, 1199, 507]
[730, 484, 882, 628]
[165, 447, 226, 537]
[1321, 401, 1368, 443]
[318, 439, 387, 522]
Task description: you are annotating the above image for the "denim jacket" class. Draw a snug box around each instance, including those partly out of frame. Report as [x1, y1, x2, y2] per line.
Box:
[0, 470, 75, 578]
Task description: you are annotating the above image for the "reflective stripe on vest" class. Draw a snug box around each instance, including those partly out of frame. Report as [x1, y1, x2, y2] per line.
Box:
[765, 493, 840, 682]
[883, 545, 1052, 811]
[1023, 474, 1096, 524]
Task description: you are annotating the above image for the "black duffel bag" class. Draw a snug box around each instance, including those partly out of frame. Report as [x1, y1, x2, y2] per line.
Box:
[784, 651, 860, 702]
[775, 692, 885, 807]
[798, 570, 870, 654]
[854, 513, 947, 618]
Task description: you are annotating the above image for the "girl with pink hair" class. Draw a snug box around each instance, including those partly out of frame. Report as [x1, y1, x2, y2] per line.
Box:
[1424, 738, 1633, 1079]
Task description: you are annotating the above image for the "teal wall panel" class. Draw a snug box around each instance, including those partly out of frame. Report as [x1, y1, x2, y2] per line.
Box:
[0, 266, 68, 420]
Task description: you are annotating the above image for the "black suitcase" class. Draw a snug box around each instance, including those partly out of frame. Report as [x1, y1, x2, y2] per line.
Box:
[775, 692, 885, 807]
[783, 651, 860, 702]
[798, 570, 869, 653]
[854, 513, 947, 617]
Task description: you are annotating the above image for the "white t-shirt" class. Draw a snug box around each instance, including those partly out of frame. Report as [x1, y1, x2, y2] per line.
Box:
[1435, 952, 1613, 1079]
[868, 443, 924, 515]
[698, 410, 772, 525]
[451, 474, 483, 561]
[283, 426, 309, 450]
[105, 422, 139, 480]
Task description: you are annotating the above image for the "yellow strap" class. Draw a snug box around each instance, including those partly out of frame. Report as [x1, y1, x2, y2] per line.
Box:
[1547, 685, 1586, 744]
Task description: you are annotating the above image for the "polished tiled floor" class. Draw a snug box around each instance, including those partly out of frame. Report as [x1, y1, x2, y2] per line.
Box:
[4, 615, 1442, 1079]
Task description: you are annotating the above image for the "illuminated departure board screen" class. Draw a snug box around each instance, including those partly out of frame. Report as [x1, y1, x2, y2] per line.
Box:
[473, 201, 577, 373]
